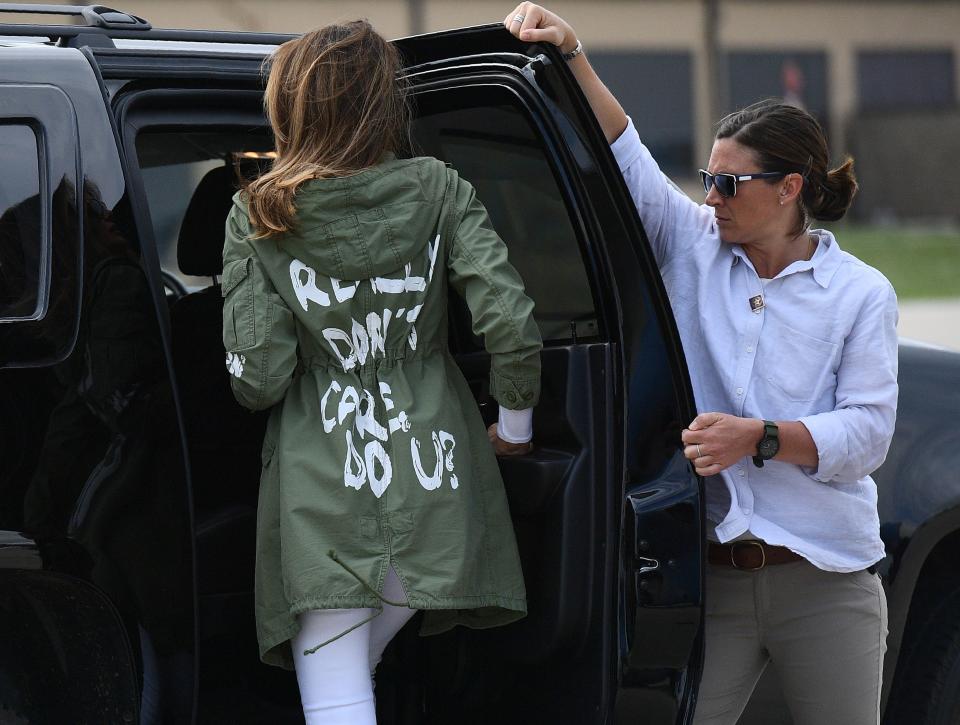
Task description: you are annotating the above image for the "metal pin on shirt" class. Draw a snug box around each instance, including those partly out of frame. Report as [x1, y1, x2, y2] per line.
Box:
[749, 294, 765, 313]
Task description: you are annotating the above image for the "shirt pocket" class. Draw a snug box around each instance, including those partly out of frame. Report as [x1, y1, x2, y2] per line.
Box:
[222, 258, 255, 351]
[765, 322, 838, 403]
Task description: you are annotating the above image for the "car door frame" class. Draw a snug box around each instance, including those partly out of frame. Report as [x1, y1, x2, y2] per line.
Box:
[397, 27, 705, 723]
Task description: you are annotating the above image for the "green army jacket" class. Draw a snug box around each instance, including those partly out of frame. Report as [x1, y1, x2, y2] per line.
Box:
[221, 156, 542, 669]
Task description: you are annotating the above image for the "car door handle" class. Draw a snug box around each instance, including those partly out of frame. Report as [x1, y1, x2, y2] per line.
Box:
[636, 556, 660, 575]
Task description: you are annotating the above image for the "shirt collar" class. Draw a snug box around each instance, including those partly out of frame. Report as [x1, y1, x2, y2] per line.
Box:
[728, 228, 841, 288]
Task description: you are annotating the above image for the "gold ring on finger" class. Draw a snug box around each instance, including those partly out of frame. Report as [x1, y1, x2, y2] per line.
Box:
[697, 444, 704, 458]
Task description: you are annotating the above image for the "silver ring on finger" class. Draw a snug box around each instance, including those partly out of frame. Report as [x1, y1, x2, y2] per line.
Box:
[697, 444, 704, 458]
[512, 13, 525, 23]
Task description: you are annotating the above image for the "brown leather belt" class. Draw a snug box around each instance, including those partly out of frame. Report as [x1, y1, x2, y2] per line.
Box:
[708, 540, 804, 571]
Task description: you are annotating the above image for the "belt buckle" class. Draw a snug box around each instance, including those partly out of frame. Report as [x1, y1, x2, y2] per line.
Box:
[730, 540, 766, 571]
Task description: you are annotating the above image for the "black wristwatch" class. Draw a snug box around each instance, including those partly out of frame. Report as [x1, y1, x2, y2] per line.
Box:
[752, 420, 780, 468]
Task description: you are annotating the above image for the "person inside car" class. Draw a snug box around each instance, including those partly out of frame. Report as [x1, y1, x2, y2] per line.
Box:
[504, 5, 898, 724]
[222, 20, 542, 725]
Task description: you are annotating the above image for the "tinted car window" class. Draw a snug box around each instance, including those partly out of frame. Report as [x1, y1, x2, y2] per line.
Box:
[0, 124, 42, 319]
[134, 99, 600, 346]
[135, 129, 274, 291]
[413, 98, 600, 345]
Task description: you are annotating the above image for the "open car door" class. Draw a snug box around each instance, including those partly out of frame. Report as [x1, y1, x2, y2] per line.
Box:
[396, 25, 706, 725]
[98, 21, 703, 724]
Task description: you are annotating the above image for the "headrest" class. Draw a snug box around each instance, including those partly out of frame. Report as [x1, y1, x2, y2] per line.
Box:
[177, 165, 238, 277]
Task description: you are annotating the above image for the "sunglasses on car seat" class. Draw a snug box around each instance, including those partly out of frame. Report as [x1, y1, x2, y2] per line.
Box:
[698, 169, 787, 198]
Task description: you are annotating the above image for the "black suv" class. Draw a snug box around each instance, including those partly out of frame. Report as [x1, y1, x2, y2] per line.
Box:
[1, 6, 959, 724]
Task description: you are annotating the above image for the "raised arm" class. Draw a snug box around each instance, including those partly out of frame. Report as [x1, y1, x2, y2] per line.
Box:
[504, 2, 627, 143]
[504, 3, 714, 268]
[445, 172, 543, 454]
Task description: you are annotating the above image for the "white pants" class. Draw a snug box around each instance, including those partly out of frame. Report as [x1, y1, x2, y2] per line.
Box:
[292, 566, 417, 725]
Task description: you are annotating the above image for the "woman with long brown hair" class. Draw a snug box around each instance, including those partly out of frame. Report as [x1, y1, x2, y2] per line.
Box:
[222, 21, 541, 724]
[505, 4, 897, 724]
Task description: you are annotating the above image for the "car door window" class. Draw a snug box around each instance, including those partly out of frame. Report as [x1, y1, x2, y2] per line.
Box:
[0, 124, 42, 319]
[134, 129, 274, 292]
[413, 97, 601, 345]
[134, 107, 602, 349]
[0, 84, 82, 368]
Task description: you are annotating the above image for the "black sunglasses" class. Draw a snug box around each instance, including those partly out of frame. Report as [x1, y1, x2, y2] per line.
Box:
[698, 169, 786, 198]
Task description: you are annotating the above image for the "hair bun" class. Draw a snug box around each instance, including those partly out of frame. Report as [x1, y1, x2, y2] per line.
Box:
[812, 157, 858, 221]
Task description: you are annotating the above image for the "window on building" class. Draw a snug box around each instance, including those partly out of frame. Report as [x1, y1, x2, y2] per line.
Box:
[726, 51, 829, 131]
[858, 50, 955, 111]
[588, 52, 695, 179]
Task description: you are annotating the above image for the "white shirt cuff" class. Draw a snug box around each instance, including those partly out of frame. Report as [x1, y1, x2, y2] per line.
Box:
[498, 406, 533, 444]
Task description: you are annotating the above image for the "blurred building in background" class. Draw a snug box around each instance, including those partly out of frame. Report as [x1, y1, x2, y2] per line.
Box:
[12, 0, 960, 222]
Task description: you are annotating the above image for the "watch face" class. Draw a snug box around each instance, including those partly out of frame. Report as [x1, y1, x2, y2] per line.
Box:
[758, 437, 779, 458]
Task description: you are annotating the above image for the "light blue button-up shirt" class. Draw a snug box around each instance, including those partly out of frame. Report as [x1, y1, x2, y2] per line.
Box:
[612, 119, 898, 572]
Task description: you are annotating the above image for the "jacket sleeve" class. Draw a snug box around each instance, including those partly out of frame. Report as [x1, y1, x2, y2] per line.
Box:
[221, 202, 298, 411]
[798, 281, 899, 482]
[446, 175, 542, 411]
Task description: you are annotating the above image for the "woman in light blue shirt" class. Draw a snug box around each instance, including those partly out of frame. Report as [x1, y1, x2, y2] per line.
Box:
[506, 4, 897, 724]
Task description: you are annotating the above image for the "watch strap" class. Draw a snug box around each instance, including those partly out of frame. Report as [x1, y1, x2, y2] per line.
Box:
[752, 419, 779, 468]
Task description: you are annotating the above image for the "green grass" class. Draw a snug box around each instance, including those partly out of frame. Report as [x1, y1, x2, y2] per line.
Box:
[825, 224, 960, 300]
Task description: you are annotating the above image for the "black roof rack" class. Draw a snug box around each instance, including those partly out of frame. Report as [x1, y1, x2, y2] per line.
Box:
[0, 4, 151, 30]
[0, 3, 295, 48]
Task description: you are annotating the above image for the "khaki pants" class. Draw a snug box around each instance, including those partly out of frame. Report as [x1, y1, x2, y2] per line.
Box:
[693, 559, 888, 725]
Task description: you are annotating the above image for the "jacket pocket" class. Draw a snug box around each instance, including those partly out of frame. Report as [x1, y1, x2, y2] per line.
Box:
[222, 258, 255, 350]
[765, 322, 838, 403]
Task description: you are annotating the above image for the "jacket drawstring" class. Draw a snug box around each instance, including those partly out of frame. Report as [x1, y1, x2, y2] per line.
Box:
[301, 550, 410, 656]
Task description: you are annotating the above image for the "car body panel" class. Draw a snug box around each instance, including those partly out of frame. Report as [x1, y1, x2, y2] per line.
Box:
[0, 40, 196, 724]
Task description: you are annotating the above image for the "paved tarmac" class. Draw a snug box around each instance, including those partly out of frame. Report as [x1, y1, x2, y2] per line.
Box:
[897, 297, 960, 352]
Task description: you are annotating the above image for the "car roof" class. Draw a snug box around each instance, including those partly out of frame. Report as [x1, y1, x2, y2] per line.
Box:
[0, 2, 294, 51]
[0, 36, 279, 53]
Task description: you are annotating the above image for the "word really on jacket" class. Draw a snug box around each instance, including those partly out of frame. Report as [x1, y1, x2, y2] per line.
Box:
[293, 235, 456, 498]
